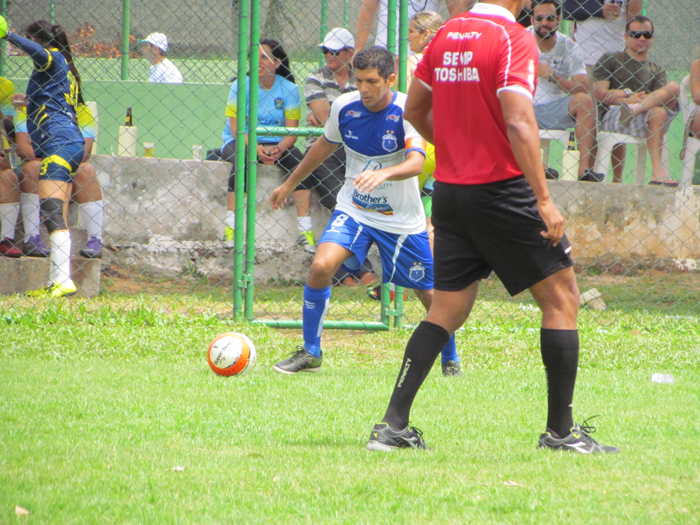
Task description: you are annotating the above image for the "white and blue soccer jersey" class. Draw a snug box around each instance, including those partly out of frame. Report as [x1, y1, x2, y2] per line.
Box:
[323, 91, 426, 235]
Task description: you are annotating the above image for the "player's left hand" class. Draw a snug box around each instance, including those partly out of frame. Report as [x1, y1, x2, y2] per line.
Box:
[538, 198, 565, 246]
[354, 169, 389, 193]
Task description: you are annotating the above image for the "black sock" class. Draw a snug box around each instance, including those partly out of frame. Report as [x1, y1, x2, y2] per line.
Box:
[382, 321, 449, 429]
[540, 328, 579, 438]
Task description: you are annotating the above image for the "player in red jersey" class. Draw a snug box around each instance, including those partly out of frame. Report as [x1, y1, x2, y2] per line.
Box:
[366, 0, 619, 454]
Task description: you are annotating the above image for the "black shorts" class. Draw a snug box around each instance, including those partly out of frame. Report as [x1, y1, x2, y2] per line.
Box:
[432, 176, 573, 296]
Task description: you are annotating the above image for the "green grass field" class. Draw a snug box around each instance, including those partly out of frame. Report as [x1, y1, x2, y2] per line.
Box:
[1, 297, 698, 524]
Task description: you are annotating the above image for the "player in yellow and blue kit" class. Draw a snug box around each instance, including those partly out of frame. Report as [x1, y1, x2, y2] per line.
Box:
[3, 19, 85, 297]
[14, 95, 103, 258]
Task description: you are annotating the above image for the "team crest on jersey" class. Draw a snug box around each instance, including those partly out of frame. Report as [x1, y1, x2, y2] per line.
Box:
[275, 97, 284, 109]
[409, 263, 426, 283]
[386, 113, 400, 122]
[382, 132, 398, 152]
[345, 109, 363, 118]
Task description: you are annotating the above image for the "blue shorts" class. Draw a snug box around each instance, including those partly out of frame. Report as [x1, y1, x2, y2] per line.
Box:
[37, 142, 84, 182]
[319, 210, 433, 290]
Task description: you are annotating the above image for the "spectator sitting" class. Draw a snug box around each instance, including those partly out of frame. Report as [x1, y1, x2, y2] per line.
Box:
[529, 0, 601, 182]
[563, 0, 643, 71]
[219, 39, 314, 252]
[355, 0, 463, 54]
[592, 16, 680, 186]
[138, 33, 183, 84]
[685, 57, 700, 146]
[0, 138, 21, 256]
[304, 28, 357, 212]
[13, 93, 104, 257]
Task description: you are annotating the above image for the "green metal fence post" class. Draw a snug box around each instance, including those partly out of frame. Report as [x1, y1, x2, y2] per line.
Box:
[397, 0, 408, 93]
[121, 0, 130, 81]
[320, 0, 328, 68]
[233, 0, 250, 322]
[49, 0, 56, 24]
[387, 0, 397, 55]
[0, 0, 6, 76]
[244, 0, 261, 322]
[343, 0, 350, 28]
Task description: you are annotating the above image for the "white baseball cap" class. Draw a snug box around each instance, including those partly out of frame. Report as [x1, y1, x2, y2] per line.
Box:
[139, 32, 168, 53]
[318, 28, 355, 51]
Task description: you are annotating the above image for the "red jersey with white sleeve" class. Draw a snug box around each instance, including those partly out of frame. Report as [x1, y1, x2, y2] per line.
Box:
[414, 3, 538, 185]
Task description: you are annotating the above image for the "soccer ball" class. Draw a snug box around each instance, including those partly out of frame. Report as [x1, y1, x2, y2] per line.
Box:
[207, 332, 257, 376]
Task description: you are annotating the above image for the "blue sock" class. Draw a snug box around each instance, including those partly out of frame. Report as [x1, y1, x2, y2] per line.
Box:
[440, 333, 459, 364]
[302, 284, 331, 358]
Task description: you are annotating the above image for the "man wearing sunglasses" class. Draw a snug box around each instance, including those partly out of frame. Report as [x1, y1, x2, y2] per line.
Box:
[592, 16, 681, 186]
[563, 0, 642, 71]
[528, 0, 601, 182]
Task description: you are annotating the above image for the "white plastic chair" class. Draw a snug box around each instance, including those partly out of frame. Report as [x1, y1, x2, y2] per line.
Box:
[679, 74, 700, 186]
[593, 114, 670, 184]
[539, 129, 570, 168]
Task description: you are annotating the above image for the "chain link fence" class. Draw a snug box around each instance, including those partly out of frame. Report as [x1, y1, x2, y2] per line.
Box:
[0, 0, 699, 330]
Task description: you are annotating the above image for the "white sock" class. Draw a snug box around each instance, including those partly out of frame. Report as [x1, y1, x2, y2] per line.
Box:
[297, 216, 312, 234]
[49, 230, 72, 285]
[0, 202, 20, 240]
[20, 193, 41, 240]
[225, 210, 236, 229]
[79, 201, 103, 240]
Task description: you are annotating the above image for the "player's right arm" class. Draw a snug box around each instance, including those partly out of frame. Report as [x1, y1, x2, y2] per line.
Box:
[355, 0, 380, 53]
[5, 32, 52, 71]
[500, 90, 564, 245]
[269, 136, 338, 209]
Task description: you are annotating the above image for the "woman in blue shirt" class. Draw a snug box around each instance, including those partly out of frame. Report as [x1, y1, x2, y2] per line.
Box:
[221, 39, 317, 253]
[2, 19, 85, 297]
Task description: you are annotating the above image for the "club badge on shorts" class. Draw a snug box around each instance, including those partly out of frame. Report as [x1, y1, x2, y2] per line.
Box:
[409, 262, 426, 283]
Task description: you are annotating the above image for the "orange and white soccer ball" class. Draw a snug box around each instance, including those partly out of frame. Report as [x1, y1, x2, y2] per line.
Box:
[207, 332, 257, 376]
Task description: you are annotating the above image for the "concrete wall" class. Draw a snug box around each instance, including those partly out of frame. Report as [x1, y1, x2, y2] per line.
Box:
[92, 155, 329, 282]
[83, 155, 700, 283]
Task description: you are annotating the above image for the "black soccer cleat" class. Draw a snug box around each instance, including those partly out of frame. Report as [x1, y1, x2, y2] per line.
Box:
[538, 418, 620, 454]
[273, 346, 322, 374]
[366, 422, 428, 451]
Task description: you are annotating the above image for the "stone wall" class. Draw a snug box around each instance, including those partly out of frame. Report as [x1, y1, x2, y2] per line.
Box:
[89, 156, 700, 282]
[4, 155, 698, 294]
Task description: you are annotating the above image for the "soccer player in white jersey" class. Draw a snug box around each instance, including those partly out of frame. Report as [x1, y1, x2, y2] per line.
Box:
[270, 46, 461, 375]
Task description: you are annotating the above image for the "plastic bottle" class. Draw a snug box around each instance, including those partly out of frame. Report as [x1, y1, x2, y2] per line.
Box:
[560, 131, 579, 181]
[651, 373, 674, 384]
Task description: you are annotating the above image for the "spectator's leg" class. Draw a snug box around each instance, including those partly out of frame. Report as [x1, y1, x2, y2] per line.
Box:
[612, 144, 626, 183]
[280, 147, 317, 247]
[569, 93, 597, 177]
[221, 141, 241, 242]
[315, 149, 346, 212]
[629, 82, 680, 117]
[19, 160, 42, 243]
[646, 107, 673, 184]
[72, 164, 104, 256]
[692, 112, 700, 137]
[0, 169, 20, 248]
